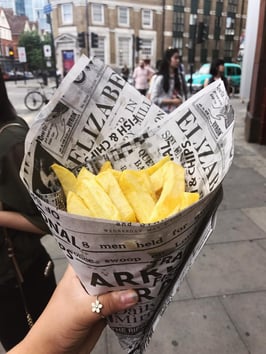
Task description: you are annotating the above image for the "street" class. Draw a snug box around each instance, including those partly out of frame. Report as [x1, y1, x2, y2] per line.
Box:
[1, 83, 266, 354]
[6, 78, 57, 125]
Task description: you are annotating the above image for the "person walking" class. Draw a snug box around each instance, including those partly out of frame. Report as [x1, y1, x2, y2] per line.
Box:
[121, 64, 130, 81]
[203, 58, 230, 94]
[0, 70, 56, 351]
[150, 48, 187, 113]
[133, 59, 154, 96]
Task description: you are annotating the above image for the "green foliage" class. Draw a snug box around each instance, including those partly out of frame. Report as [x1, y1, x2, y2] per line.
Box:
[18, 31, 53, 72]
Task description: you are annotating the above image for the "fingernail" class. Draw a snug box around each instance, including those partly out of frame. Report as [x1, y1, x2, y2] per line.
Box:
[119, 290, 138, 307]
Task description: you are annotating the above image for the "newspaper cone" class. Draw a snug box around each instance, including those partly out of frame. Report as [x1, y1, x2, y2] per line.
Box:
[20, 56, 234, 353]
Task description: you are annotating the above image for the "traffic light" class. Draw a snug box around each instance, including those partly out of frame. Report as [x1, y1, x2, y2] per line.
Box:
[197, 22, 208, 44]
[91, 32, 99, 48]
[78, 32, 85, 48]
[9, 47, 14, 58]
[136, 36, 143, 51]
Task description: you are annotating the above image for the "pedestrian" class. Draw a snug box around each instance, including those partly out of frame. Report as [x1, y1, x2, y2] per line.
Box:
[7, 265, 139, 354]
[146, 59, 162, 100]
[203, 58, 230, 94]
[133, 59, 154, 96]
[121, 64, 129, 81]
[150, 48, 187, 113]
[0, 69, 56, 351]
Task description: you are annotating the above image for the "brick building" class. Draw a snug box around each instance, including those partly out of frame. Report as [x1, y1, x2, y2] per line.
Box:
[0, 7, 37, 72]
[49, 0, 248, 75]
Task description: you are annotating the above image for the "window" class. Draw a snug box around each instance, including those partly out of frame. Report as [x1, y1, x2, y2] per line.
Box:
[92, 3, 104, 25]
[142, 9, 152, 28]
[203, 0, 211, 15]
[225, 17, 235, 35]
[173, 0, 185, 5]
[118, 7, 129, 26]
[118, 37, 131, 66]
[140, 38, 152, 58]
[61, 3, 73, 25]
[224, 39, 233, 59]
[173, 11, 184, 35]
[228, 0, 237, 13]
[191, 0, 198, 14]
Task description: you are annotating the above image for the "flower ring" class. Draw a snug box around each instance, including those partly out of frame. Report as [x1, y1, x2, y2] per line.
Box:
[91, 296, 103, 314]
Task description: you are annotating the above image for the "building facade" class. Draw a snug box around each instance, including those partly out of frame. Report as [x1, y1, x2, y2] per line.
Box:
[50, 0, 247, 75]
[0, 7, 37, 72]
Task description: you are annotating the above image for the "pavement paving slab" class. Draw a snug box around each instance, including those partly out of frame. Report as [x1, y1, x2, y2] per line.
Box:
[241, 207, 266, 233]
[208, 209, 266, 244]
[221, 291, 266, 354]
[186, 241, 266, 297]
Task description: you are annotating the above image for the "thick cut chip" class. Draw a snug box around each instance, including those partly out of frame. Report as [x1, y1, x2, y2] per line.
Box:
[119, 170, 156, 223]
[149, 161, 185, 222]
[76, 178, 121, 221]
[96, 171, 136, 222]
[99, 161, 121, 180]
[144, 155, 171, 176]
[77, 167, 94, 182]
[99, 161, 113, 173]
[180, 192, 200, 211]
[67, 191, 93, 217]
[51, 163, 77, 196]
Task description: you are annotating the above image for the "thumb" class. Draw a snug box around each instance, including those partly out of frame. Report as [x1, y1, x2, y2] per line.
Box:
[93, 290, 139, 318]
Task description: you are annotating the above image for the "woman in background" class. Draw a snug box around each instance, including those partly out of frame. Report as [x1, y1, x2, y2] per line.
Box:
[150, 48, 187, 113]
[204, 58, 230, 94]
[0, 70, 56, 351]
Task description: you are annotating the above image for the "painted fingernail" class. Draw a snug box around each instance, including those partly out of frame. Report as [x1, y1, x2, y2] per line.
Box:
[119, 290, 139, 307]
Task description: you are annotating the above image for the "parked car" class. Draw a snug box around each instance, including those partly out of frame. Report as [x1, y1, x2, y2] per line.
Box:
[186, 62, 242, 93]
[2, 71, 11, 80]
[24, 71, 34, 79]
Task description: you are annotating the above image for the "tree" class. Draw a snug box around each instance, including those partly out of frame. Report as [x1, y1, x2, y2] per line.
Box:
[18, 31, 53, 73]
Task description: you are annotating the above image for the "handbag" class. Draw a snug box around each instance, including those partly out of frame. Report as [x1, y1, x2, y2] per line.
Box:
[2, 227, 34, 328]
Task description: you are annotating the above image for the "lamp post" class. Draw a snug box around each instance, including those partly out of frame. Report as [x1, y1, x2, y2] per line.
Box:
[187, 14, 197, 94]
[44, 1, 59, 87]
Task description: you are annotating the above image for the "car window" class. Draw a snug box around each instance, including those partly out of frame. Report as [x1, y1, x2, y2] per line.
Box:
[198, 65, 210, 74]
[236, 67, 241, 75]
[226, 67, 235, 76]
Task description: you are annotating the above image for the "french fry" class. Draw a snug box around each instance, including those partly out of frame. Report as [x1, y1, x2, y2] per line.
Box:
[144, 155, 171, 176]
[119, 170, 156, 223]
[99, 160, 112, 173]
[149, 161, 185, 223]
[52, 157, 200, 224]
[51, 163, 77, 196]
[77, 166, 94, 182]
[98, 161, 121, 180]
[67, 191, 93, 217]
[96, 170, 136, 222]
[180, 192, 200, 211]
[76, 178, 122, 221]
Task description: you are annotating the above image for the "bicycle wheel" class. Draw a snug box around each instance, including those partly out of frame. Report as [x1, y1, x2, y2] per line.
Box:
[24, 91, 44, 111]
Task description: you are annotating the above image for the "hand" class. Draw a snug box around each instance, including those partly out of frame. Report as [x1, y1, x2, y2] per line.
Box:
[9, 265, 139, 354]
[172, 97, 183, 107]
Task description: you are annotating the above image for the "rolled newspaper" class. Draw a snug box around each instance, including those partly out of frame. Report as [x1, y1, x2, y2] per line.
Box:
[20, 56, 234, 353]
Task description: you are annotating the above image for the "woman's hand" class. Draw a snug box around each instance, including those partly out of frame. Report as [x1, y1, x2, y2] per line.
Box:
[8, 265, 139, 354]
[171, 97, 183, 107]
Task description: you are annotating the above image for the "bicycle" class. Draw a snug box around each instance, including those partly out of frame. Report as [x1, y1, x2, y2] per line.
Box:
[24, 82, 56, 111]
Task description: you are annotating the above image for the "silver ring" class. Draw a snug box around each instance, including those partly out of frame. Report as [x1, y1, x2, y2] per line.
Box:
[91, 296, 103, 314]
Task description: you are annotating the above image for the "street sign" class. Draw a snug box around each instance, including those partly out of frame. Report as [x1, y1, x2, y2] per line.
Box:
[43, 44, 52, 58]
[18, 46, 27, 62]
[43, 3, 52, 14]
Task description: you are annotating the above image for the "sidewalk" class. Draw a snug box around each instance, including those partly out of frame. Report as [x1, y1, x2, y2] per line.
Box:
[1, 96, 266, 353]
